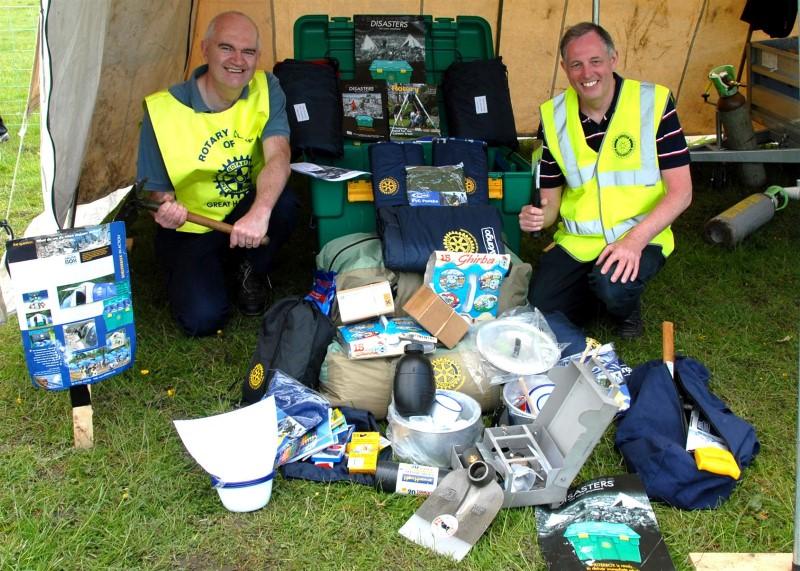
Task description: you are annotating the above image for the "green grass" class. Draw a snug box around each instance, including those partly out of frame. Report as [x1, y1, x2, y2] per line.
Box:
[2, 3, 800, 569]
[3, 165, 799, 571]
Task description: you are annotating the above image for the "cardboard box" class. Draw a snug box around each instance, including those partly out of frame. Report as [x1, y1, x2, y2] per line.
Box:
[402, 286, 470, 349]
[336, 281, 394, 324]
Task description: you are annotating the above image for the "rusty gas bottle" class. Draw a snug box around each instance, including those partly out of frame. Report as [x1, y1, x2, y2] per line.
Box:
[709, 65, 767, 188]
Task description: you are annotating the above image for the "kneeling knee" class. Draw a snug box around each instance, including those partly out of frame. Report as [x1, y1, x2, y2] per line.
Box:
[174, 307, 227, 337]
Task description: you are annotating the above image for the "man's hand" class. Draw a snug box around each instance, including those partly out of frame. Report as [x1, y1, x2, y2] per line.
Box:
[596, 164, 693, 283]
[152, 192, 188, 229]
[230, 208, 269, 249]
[518, 187, 562, 233]
[519, 198, 550, 232]
[596, 234, 647, 283]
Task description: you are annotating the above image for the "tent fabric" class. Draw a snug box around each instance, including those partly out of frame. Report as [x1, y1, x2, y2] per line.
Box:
[40, 0, 193, 229]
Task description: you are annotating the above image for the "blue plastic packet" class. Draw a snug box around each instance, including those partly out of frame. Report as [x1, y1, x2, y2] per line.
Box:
[304, 270, 337, 316]
[265, 370, 330, 431]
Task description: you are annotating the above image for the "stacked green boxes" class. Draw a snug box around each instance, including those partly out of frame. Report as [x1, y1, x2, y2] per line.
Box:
[294, 15, 532, 252]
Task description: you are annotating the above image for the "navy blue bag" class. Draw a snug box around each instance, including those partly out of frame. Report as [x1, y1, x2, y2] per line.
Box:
[280, 406, 391, 485]
[615, 357, 759, 509]
[377, 204, 505, 272]
[432, 138, 489, 205]
[369, 141, 425, 207]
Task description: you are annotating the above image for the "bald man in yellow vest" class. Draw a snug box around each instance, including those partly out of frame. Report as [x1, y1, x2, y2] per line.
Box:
[520, 22, 693, 338]
[137, 11, 298, 336]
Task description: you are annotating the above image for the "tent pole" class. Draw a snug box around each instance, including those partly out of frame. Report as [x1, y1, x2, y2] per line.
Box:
[795, 332, 800, 568]
[794, 11, 800, 570]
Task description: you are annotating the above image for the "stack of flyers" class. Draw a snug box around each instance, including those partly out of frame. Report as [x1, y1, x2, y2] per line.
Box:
[312, 411, 355, 468]
[276, 408, 359, 468]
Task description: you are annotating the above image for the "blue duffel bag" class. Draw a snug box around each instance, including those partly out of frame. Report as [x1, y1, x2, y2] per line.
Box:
[377, 204, 505, 273]
[615, 357, 759, 509]
[369, 141, 425, 208]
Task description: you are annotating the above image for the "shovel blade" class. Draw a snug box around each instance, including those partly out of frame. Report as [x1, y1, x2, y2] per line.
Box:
[398, 467, 504, 561]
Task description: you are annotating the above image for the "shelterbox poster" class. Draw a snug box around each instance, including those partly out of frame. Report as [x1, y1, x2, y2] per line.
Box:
[6, 221, 136, 391]
[535, 475, 674, 571]
[341, 80, 389, 141]
[354, 15, 426, 83]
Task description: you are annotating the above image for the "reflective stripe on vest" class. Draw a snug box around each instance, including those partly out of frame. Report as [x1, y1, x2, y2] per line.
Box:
[540, 79, 673, 260]
[145, 72, 270, 233]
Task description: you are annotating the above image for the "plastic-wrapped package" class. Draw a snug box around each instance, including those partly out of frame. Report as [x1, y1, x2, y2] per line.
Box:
[558, 342, 632, 411]
[459, 305, 568, 388]
[405, 163, 467, 207]
[386, 390, 483, 468]
[423, 250, 511, 322]
[264, 369, 331, 431]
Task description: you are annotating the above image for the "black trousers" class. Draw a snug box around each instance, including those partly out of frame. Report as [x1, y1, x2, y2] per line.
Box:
[154, 188, 299, 336]
[529, 243, 666, 326]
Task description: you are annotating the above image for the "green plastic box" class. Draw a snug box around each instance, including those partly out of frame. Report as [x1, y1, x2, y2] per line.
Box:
[294, 15, 531, 252]
[355, 114, 374, 127]
[565, 522, 642, 563]
[368, 59, 413, 83]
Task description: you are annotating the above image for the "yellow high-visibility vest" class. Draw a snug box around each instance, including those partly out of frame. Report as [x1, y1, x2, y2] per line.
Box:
[145, 72, 269, 233]
[540, 79, 673, 261]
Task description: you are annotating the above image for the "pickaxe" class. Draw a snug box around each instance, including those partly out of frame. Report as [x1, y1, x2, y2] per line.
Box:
[126, 180, 269, 246]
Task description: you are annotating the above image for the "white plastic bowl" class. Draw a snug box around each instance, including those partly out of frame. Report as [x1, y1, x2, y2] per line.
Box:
[215, 479, 273, 512]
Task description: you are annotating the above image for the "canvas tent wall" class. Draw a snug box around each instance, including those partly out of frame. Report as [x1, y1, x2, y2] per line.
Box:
[1, 0, 795, 320]
[32, 0, 797, 233]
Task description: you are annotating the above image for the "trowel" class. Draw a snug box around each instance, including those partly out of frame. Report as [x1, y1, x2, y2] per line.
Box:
[398, 460, 504, 561]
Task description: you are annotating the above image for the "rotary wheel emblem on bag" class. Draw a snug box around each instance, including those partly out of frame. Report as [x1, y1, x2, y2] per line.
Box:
[465, 177, 476, 194]
[378, 176, 399, 195]
[431, 357, 465, 390]
[215, 155, 254, 198]
[248, 363, 265, 390]
[443, 229, 477, 253]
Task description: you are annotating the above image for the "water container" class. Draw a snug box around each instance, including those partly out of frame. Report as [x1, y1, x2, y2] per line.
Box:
[392, 343, 436, 417]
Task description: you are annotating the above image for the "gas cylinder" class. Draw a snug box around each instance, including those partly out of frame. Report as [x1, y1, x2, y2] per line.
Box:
[704, 185, 789, 248]
[709, 65, 767, 187]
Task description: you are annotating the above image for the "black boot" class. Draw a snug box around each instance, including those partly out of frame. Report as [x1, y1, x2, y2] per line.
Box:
[236, 260, 269, 316]
[0, 116, 9, 143]
[616, 304, 643, 339]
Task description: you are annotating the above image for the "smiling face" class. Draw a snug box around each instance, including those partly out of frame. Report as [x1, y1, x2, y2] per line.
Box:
[201, 13, 260, 101]
[561, 30, 617, 116]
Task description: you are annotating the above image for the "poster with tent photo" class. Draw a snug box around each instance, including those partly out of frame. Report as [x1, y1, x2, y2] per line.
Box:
[388, 83, 440, 140]
[340, 80, 389, 141]
[354, 15, 426, 83]
[6, 221, 136, 391]
[535, 474, 675, 571]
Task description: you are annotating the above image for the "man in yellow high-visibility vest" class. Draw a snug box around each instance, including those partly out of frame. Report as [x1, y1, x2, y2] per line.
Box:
[137, 11, 298, 336]
[519, 22, 693, 338]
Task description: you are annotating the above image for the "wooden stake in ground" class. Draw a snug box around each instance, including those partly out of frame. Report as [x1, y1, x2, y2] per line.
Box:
[70, 384, 93, 449]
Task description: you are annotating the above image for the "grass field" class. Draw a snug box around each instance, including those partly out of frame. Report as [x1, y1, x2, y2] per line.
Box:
[2, 4, 800, 571]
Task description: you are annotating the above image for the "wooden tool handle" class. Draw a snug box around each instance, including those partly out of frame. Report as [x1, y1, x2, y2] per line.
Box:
[184, 212, 269, 246]
[662, 321, 675, 364]
[518, 377, 536, 415]
[140, 200, 269, 246]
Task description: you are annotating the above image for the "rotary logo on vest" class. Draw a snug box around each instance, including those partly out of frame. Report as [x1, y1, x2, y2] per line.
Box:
[215, 155, 254, 198]
[613, 133, 636, 158]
